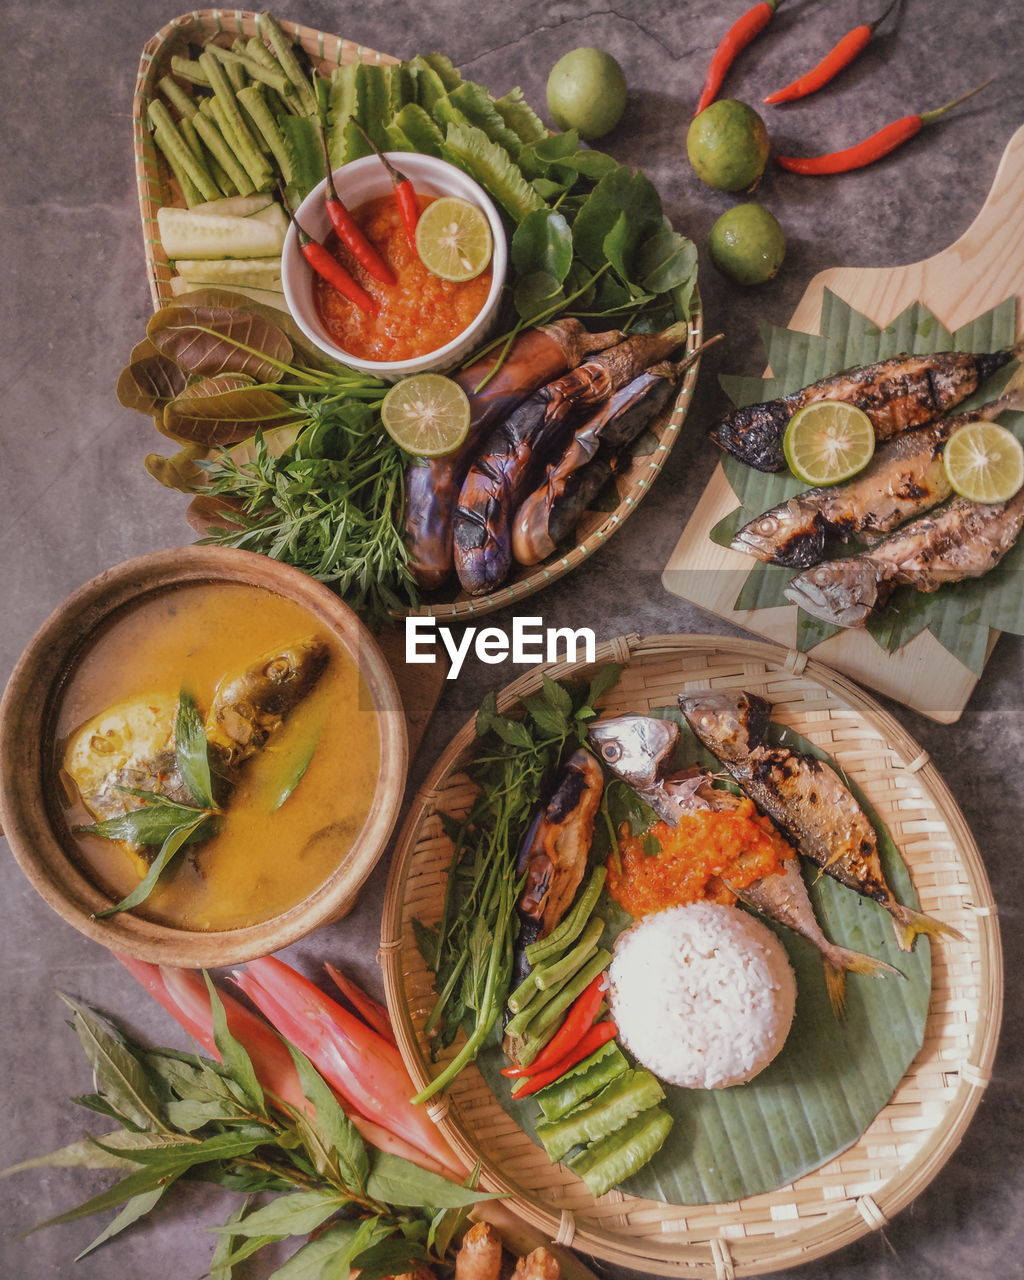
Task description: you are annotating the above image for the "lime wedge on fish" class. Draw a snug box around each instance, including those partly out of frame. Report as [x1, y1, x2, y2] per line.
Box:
[415, 197, 492, 282]
[943, 421, 1024, 504]
[783, 401, 875, 486]
[381, 374, 471, 457]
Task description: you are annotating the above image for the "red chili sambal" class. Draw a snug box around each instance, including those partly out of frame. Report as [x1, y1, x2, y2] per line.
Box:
[312, 193, 492, 362]
[607, 799, 793, 918]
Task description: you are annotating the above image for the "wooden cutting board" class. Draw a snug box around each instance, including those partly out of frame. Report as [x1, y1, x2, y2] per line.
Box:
[663, 123, 1024, 723]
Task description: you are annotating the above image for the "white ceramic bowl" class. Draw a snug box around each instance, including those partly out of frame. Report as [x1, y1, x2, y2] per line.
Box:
[282, 153, 508, 379]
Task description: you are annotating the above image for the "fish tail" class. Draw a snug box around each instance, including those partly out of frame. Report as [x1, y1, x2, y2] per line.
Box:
[823, 948, 903, 1017]
[888, 903, 965, 952]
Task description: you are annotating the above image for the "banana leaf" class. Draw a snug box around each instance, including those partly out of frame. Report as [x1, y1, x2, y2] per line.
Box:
[716, 294, 1023, 671]
[476, 707, 930, 1206]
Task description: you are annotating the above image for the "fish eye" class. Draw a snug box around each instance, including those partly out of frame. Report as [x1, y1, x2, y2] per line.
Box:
[600, 741, 622, 763]
[756, 517, 777, 534]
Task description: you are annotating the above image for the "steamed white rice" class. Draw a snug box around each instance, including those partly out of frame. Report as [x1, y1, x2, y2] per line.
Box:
[609, 902, 796, 1090]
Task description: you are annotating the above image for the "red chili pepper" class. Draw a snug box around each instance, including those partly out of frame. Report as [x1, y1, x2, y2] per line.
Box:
[352, 120, 421, 249]
[324, 175, 397, 287]
[292, 213, 379, 316]
[501, 973, 608, 1079]
[775, 77, 994, 174]
[510, 1022, 618, 1099]
[764, 0, 899, 105]
[696, 0, 782, 117]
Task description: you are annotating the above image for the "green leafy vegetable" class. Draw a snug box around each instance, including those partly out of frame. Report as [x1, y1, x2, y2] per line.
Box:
[175, 690, 216, 808]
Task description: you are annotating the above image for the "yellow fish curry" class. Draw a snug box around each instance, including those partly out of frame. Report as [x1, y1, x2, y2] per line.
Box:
[54, 582, 380, 931]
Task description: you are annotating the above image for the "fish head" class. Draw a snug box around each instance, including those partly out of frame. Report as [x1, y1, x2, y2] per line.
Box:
[677, 690, 771, 761]
[731, 501, 827, 568]
[783, 560, 882, 628]
[588, 714, 679, 789]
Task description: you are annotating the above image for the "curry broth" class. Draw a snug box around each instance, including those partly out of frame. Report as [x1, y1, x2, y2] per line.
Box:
[53, 582, 380, 931]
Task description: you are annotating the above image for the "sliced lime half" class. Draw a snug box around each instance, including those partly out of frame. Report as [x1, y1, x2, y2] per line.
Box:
[943, 421, 1024, 504]
[381, 374, 471, 458]
[783, 401, 875, 486]
[415, 196, 493, 282]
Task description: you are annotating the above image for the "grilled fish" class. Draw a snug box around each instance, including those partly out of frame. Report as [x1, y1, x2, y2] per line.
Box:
[588, 712, 896, 1011]
[63, 638, 330, 849]
[714, 343, 1021, 472]
[784, 487, 1024, 627]
[678, 690, 962, 951]
[513, 748, 604, 984]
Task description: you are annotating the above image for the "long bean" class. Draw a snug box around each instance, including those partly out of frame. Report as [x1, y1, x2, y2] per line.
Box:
[256, 12, 319, 116]
[504, 977, 560, 1038]
[204, 93, 272, 191]
[150, 119, 203, 207]
[158, 74, 196, 119]
[518, 950, 612, 1067]
[507, 967, 539, 1015]
[208, 42, 292, 97]
[525, 865, 607, 965]
[199, 50, 272, 185]
[191, 111, 256, 196]
[170, 56, 209, 87]
[533, 918, 604, 991]
[147, 100, 220, 202]
[238, 84, 297, 186]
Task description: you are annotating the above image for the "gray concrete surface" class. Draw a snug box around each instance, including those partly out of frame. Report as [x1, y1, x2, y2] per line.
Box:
[2, 0, 1022, 1276]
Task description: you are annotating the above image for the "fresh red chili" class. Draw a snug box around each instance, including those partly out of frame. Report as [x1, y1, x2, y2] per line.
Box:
[324, 176, 397, 287]
[501, 973, 608, 1078]
[293, 215, 378, 316]
[695, 0, 782, 117]
[509, 1022, 619, 1099]
[353, 120, 421, 249]
[775, 78, 995, 175]
[763, 0, 899, 106]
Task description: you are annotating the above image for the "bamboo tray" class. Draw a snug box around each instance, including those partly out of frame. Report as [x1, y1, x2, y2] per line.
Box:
[380, 634, 1001, 1278]
[132, 11, 704, 623]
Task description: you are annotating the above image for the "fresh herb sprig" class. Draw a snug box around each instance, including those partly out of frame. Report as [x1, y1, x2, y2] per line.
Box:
[5, 986, 490, 1275]
[201, 398, 417, 624]
[413, 666, 622, 1102]
[77, 693, 222, 918]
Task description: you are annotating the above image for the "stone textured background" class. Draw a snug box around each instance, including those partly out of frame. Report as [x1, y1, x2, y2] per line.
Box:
[1, 1, 1022, 1276]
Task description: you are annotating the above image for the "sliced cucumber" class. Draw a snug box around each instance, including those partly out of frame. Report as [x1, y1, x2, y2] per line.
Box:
[158, 205, 285, 259]
[248, 203, 289, 239]
[169, 275, 288, 312]
[174, 257, 283, 290]
[191, 193, 275, 217]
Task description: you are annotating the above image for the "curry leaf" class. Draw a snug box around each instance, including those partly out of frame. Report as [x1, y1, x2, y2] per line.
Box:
[268, 726, 323, 812]
[365, 1151, 497, 1208]
[94, 817, 211, 918]
[148, 305, 295, 382]
[175, 691, 216, 809]
[163, 375, 297, 446]
[511, 209, 573, 283]
[76, 803, 207, 848]
[58, 998, 164, 1131]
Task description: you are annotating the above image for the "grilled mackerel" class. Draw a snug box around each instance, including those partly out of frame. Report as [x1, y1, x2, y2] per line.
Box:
[714, 343, 1021, 472]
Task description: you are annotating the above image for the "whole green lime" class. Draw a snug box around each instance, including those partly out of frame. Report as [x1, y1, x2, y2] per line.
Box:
[687, 100, 770, 191]
[546, 47, 628, 141]
[709, 203, 786, 285]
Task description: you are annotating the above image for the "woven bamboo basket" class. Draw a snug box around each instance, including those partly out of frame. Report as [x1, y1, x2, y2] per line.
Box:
[380, 634, 1001, 1277]
[132, 12, 704, 622]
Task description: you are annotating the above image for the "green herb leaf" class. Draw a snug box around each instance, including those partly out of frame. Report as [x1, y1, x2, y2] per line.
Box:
[90, 1129, 269, 1171]
[572, 167, 663, 274]
[175, 690, 216, 809]
[74, 1186, 167, 1261]
[209, 1198, 252, 1280]
[58, 997, 164, 1131]
[511, 209, 573, 284]
[638, 227, 698, 295]
[208, 1189, 345, 1239]
[268, 725, 322, 812]
[351, 1234, 430, 1280]
[585, 662, 623, 708]
[513, 270, 566, 321]
[204, 973, 266, 1113]
[94, 816, 210, 918]
[286, 1044, 368, 1189]
[365, 1151, 497, 1208]
[26, 1165, 188, 1234]
[268, 1218, 383, 1280]
[76, 804, 206, 848]
[1, 1130, 186, 1179]
[541, 672, 574, 720]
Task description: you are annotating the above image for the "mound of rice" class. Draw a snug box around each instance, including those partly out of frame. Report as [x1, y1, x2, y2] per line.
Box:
[609, 902, 796, 1089]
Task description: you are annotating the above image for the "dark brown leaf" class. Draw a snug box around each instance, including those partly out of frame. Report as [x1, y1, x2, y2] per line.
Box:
[163, 374, 295, 445]
[116, 347, 188, 412]
[148, 305, 294, 383]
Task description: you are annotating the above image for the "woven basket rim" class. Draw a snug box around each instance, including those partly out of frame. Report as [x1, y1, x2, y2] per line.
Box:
[380, 632, 1002, 1277]
[132, 10, 704, 623]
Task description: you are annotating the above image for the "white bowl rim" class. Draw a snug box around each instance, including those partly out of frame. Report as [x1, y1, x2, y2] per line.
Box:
[282, 152, 508, 376]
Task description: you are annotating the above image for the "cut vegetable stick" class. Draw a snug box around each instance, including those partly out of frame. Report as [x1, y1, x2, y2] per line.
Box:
[207, 41, 292, 97]
[199, 50, 273, 180]
[249, 204, 288, 238]
[179, 117, 235, 197]
[179, 116, 205, 163]
[192, 193, 275, 217]
[256, 11, 319, 116]
[151, 122, 203, 207]
[204, 89, 273, 190]
[237, 83, 298, 185]
[169, 275, 289, 311]
[158, 73, 196, 119]
[175, 256, 282, 289]
[170, 55, 209, 86]
[147, 99, 220, 201]
[157, 205, 285, 259]
[191, 110, 257, 196]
